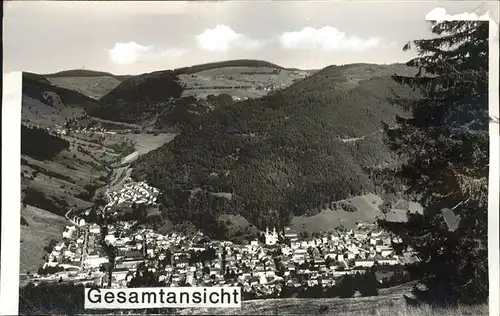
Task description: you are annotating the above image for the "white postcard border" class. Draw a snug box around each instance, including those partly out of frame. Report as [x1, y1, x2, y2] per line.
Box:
[1, 2, 499, 316]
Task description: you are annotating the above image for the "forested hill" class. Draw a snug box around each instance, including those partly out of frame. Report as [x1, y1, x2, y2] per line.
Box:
[91, 60, 287, 124]
[23, 72, 99, 113]
[21, 125, 70, 160]
[43, 69, 130, 80]
[131, 63, 421, 236]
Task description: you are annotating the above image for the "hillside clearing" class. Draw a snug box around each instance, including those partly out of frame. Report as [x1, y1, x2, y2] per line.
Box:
[20, 205, 69, 274]
[291, 194, 423, 232]
[122, 133, 178, 154]
[179, 67, 314, 99]
[176, 281, 486, 316]
[46, 76, 122, 99]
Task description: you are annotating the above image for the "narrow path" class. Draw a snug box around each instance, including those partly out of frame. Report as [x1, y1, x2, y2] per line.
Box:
[64, 133, 177, 224]
[135, 143, 156, 150]
[65, 207, 81, 226]
[339, 129, 383, 143]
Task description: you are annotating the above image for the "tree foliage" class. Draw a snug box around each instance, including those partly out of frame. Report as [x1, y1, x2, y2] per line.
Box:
[378, 21, 489, 305]
[337, 274, 356, 298]
[132, 64, 419, 237]
[358, 270, 379, 297]
[93, 60, 282, 124]
[21, 125, 70, 160]
[19, 282, 87, 315]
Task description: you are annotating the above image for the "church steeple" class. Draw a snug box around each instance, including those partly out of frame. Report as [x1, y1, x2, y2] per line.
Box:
[264, 226, 278, 246]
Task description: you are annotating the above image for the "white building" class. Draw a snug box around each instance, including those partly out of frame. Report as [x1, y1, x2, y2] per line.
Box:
[89, 224, 100, 234]
[284, 227, 298, 241]
[84, 257, 109, 268]
[264, 227, 278, 246]
[377, 257, 399, 265]
[379, 247, 394, 257]
[354, 259, 375, 268]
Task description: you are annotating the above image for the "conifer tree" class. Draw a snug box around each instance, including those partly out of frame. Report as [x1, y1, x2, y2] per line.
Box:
[337, 274, 356, 298]
[360, 270, 379, 297]
[379, 21, 489, 305]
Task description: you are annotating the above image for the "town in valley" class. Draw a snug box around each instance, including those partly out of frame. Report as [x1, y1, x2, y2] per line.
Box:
[23, 178, 416, 299]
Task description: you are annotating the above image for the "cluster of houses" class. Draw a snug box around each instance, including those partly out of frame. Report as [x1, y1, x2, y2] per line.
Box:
[279, 224, 402, 267]
[51, 123, 68, 136]
[131, 230, 284, 297]
[28, 217, 408, 298]
[261, 83, 287, 92]
[105, 181, 160, 209]
[70, 126, 117, 136]
[29, 121, 122, 139]
[27, 225, 105, 287]
[27, 179, 409, 298]
[22, 122, 68, 137]
[231, 96, 249, 101]
[110, 222, 404, 296]
[276, 224, 403, 289]
[41, 221, 401, 294]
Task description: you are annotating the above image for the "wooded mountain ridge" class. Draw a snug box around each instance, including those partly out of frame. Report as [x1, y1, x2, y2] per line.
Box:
[130, 62, 421, 237]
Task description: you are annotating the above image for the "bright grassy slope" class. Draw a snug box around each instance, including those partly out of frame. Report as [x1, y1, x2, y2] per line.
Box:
[20, 205, 69, 274]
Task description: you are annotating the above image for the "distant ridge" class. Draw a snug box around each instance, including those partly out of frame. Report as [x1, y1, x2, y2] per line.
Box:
[93, 59, 291, 123]
[171, 59, 284, 74]
[23, 71, 51, 84]
[23, 72, 99, 107]
[43, 69, 130, 80]
[130, 62, 421, 235]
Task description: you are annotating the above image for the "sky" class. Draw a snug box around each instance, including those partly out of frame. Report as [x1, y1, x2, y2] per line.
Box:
[2, 1, 492, 75]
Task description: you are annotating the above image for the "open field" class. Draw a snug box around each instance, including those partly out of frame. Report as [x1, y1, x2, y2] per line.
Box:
[21, 132, 114, 218]
[176, 281, 486, 316]
[121, 133, 178, 154]
[353, 304, 488, 316]
[179, 67, 315, 99]
[292, 194, 423, 232]
[70, 131, 177, 156]
[22, 72, 100, 128]
[22, 138, 109, 186]
[20, 206, 69, 274]
[22, 94, 86, 128]
[46, 76, 122, 99]
[107, 133, 177, 190]
[321, 64, 418, 91]
[19, 131, 176, 275]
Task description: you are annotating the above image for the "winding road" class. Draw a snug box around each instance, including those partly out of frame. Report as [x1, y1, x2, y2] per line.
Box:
[339, 129, 383, 143]
[64, 133, 177, 225]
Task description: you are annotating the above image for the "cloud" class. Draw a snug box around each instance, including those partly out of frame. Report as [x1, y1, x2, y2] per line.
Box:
[425, 7, 491, 21]
[109, 42, 152, 65]
[196, 25, 264, 53]
[109, 42, 184, 65]
[279, 26, 385, 52]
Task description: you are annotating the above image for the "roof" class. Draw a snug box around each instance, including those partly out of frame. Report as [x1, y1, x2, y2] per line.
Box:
[123, 250, 143, 258]
[356, 259, 375, 262]
[441, 208, 460, 231]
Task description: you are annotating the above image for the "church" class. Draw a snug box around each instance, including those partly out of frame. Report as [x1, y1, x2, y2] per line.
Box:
[264, 227, 278, 245]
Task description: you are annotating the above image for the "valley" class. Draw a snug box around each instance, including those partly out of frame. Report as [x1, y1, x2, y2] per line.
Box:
[19, 59, 423, 312]
[21, 60, 422, 255]
[20, 122, 176, 274]
[9, 5, 489, 314]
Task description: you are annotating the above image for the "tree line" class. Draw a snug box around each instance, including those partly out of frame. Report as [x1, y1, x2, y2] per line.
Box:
[377, 21, 489, 306]
[21, 125, 70, 160]
[131, 69, 418, 237]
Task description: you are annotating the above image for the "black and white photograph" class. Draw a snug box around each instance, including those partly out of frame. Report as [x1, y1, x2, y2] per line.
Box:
[1, 1, 499, 315]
